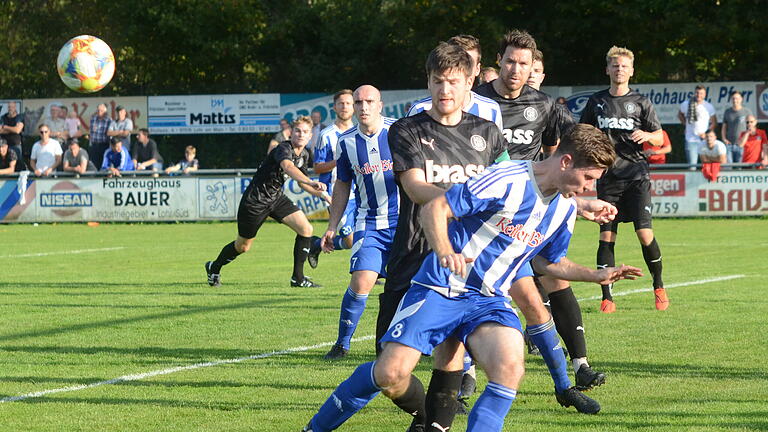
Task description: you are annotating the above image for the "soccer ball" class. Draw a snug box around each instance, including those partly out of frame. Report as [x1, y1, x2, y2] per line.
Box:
[56, 35, 115, 93]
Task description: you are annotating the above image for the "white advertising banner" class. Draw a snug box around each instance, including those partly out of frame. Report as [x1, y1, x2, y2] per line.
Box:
[280, 90, 427, 124]
[147, 94, 281, 134]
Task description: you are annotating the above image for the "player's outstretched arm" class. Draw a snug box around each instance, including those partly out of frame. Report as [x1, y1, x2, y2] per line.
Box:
[574, 197, 617, 224]
[321, 179, 352, 252]
[280, 159, 327, 194]
[421, 194, 473, 277]
[631, 129, 663, 146]
[399, 168, 448, 205]
[532, 256, 642, 284]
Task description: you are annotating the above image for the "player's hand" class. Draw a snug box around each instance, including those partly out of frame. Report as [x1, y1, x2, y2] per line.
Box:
[578, 199, 617, 224]
[34, 169, 42, 176]
[595, 264, 643, 285]
[320, 230, 336, 253]
[630, 130, 649, 144]
[307, 180, 326, 192]
[321, 191, 332, 205]
[439, 253, 474, 278]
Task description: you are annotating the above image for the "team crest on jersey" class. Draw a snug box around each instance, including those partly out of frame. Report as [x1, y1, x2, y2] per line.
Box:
[295, 157, 304, 168]
[469, 135, 487, 152]
[523, 107, 538, 122]
[624, 102, 636, 114]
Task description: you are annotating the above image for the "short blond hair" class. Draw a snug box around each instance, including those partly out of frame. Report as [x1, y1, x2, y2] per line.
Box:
[292, 115, 313, 129]
[606, 46, 634, 65]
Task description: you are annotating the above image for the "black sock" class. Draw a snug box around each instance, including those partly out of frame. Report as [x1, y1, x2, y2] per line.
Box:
[549, 287, 587, 360]
[641, 238, 664, 288]
[534, 276, 551, 313]
[391, 374, 426, 428]
[597, 240, 615, 300]
[425, 369, 463, 432]
[292, 235, 312, 281]
[212, 241, 240, 273]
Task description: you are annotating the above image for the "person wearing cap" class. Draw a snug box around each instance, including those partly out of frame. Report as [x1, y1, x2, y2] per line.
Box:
[62, 138, 96, 175]
[107, 105, 134, 153]
[0, 137, 18, 174]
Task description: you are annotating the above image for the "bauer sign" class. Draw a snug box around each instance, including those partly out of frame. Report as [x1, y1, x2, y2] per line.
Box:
[148, 94, 281, 134]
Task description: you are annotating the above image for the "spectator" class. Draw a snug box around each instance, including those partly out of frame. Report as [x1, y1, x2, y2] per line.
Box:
[30, 124, 63, 177]
[642, 129, 672, 164]
[738, 115, 767, 167]
[89, 103, 112, 169]
[268, 118, 291, 152]
[132, 128, 163, 172]
[678, 85, 717, 168]
[0, 101, 26, 170]
[0, 138, 17, 174]
[101, 137, 134, 176]
[309, 109, 326, 150]
[478, 66, 499, 85]
[721, 91, 752, 164]
[43, 103, 68, 143]
[165, 145, 199, 174]
[62, 139, 96, 175]
[699, 130, 727, 163]
[108, 105, 134, 152]
[65, 107, 84, 139]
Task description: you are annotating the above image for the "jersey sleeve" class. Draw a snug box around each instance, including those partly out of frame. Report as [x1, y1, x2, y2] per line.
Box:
[336, 141, 353, 182]
[554, 103, 575, 140]
[444, 162, 513, 218]
[641, 99, 662, 132]
[706, 102, 716, 116]
[538, 205, 576, 264]
[272, 143, 294, 165]
[389, 119, 424, 172]
[541, 100, 561, 147]
[313, 134, 332, 165]
[579, 95, 598, 126]
[488, 126, 508, 161]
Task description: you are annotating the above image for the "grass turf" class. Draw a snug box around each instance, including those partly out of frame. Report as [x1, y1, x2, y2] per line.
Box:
[0, 218, 766, 431]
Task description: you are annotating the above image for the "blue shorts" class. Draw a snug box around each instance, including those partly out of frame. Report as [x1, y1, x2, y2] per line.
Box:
[380, 284, 522, 355]
[338, 200, 357, 237]
[350, 227, 395, 276]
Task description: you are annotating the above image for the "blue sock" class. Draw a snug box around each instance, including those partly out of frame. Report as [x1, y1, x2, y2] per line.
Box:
[333, 235, 348, 250]
[312, 237, 322, 249]
[467, 382, 516, 432]
[527, 319, 571, 393]
[309, 362, 380, 431]
[463, 352, 473, 373]
[336, 286, 369, 350]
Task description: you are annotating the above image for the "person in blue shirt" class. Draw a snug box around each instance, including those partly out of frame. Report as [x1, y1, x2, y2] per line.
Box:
[101, 138, 134, 177]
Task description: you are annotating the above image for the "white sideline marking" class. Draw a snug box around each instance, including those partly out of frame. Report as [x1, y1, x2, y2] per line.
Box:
[0, 275, 744, 403]
[577, 274, 745, 302]
[0, 247, 126, 259]
[0, 335, 375, 403]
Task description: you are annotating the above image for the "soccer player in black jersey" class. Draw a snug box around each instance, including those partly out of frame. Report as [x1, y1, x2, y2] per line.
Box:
[580, 46, 669, 312]
[204, 116, 329, 288]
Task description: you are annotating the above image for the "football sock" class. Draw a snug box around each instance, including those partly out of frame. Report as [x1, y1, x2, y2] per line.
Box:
[211, 241, 240, 273]
[333, 235, 349, 250]
[336, 286, 369, 350]
[641, 238, 664, 288]
[573, 357, 589, 374]
[425, 369, 463, 432]
[391, 374, 426, 427]
[466, 382, 517, 432]
[459, 356, 476, 398]
[309, 361, 380, 431]
[312, 236, 322, 249]
[548, 287, 587, 360]
[597, 240, 616, 300]
[292, 235, 312, 281]
[527, 319, 571, 393]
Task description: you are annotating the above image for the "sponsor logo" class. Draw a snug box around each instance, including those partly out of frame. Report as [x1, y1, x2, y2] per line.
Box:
[424, 160, 484, 184]
[41, 181, 92, 218]
[597, 116, 635, 130]
[624, 102, 636, 114]
[495, 217, 543, 247]
[596, 103, 605, 110]
[503, 128, 534, 144]
[354, 159, 394, 176]
[189, 112, 236, 125]
[370, 147, 378, 154]
[470, 135, 487, 152]
[205, 181, 229, 214]
[650, 174, 685, 196]
[420, 137, 436, 151]
[523, 106, 538, 121]
[698, 187, 768, 212]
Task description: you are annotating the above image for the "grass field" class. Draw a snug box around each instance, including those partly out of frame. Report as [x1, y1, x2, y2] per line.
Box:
[0, 218, 766, 431]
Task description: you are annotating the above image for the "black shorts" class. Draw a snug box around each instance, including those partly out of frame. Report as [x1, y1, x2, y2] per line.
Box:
[597, 177, 653, 233]
[237, 193, 300, 239]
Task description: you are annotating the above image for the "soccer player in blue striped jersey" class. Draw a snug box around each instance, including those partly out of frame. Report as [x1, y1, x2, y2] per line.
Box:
[307, 90, 357, 269]
[304, 124, 642, 432]
[320, 85, 400, 360]
[407, 35, 504, 132]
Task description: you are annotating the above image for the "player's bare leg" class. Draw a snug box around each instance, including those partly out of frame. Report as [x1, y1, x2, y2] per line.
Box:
[636, 228, 667, 310]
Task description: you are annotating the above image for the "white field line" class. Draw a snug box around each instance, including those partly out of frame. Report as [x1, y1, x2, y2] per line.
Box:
[0, 247, 126, 259]
[0, 335, 374, 403]
[0, 274, 744, 403]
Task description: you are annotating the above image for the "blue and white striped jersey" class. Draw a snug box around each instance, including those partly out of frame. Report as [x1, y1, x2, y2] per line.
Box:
[336, 117, 400, 232]
[407, 91, 504, 132]
[314, 123, 351, 191]
[412, 160, 577, 298]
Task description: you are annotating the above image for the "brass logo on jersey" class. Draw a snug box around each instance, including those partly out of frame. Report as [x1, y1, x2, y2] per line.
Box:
[624, 102, 636, 114]
[523, 107, 538, 122]
[470, 135, 487, 152]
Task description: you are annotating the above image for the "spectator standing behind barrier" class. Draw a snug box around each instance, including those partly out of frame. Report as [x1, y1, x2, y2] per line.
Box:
[738, 115, 767, 167]
[699, 131, 727, 163]
[721, 91, 752, 164]
[133, 128, 163, 172]
[642, 129, 672, 164]
[90, 103, 112, 169]
[0, 101, 26, 170]
[108, 105, 134, 153]
[102, 137, 134, 177]
[268, 118, 292, 153]
[0, 138, 17, 174]
[65, 108, 84, 139]
[43, 103, 68, 144]
[62, 139, 96, 174]
[165, 145, 199, 174]
[30, 124, 63, 177]
[309, 109, 326, 155]
[678, 85, 716, 168]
